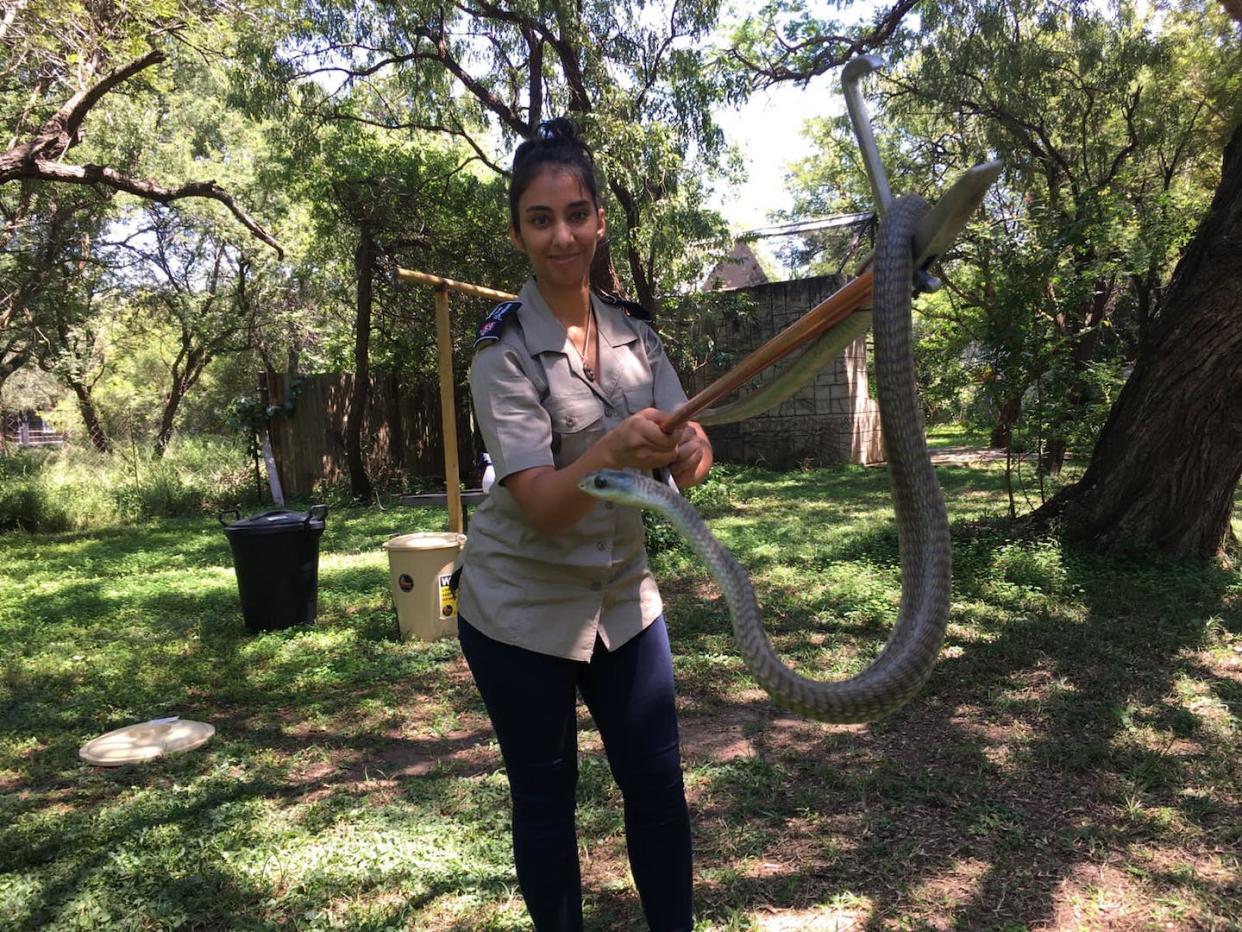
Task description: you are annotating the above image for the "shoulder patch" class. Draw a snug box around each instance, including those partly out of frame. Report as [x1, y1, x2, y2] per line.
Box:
[595, 290, 652, 322]
[473, 301, 522, 348]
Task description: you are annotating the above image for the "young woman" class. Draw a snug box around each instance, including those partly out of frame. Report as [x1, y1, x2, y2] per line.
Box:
[456, 117, 713, 931]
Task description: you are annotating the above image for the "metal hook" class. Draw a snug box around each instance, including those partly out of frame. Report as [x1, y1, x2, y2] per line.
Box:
[841, 55, 893, 218]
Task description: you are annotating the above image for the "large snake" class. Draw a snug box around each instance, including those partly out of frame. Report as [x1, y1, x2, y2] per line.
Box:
[579, 195, 951, 723]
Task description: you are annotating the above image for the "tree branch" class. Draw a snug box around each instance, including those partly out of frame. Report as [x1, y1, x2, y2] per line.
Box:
[4, 49, 166, 171]
[731, 0, 920, 87]
[2, 45, 283, 256]
[13, 161, 284, 257]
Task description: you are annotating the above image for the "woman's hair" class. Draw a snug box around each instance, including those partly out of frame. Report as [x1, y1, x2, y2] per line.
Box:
[509, 117, 601, 230]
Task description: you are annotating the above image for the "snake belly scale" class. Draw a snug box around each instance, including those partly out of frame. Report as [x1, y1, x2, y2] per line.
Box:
[579, 195, 951, 723]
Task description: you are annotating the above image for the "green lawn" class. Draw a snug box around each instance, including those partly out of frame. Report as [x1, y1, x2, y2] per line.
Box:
[1, 463, 1239, 930]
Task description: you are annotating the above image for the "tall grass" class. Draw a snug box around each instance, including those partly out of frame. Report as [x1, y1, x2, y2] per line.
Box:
[0, 437, 256, 533]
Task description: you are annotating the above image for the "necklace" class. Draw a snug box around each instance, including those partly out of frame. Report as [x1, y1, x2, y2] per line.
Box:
[574, 308, 596, 382]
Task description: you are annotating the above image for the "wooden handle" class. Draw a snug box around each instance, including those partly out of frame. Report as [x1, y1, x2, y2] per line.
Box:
[663, 269, 874, 433]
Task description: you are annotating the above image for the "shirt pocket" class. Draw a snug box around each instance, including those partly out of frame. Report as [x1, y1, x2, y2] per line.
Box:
[622, 384, 655, 416]
[545, 391, 604, 467]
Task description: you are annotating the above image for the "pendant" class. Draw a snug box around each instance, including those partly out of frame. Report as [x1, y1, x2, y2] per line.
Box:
[583, 363, 596, 382]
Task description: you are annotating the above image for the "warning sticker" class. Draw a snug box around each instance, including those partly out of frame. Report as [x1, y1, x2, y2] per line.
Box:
[439, 573, 458, 619]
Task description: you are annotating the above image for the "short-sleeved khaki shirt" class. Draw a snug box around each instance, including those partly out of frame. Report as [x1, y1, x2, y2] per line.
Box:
[458, 278, 688, 661]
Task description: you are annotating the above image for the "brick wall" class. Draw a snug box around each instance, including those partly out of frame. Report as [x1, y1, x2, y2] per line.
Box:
[687, 275, 884, 467]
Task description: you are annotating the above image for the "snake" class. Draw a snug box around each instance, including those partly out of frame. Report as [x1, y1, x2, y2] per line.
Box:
[579, 195, 951, 723]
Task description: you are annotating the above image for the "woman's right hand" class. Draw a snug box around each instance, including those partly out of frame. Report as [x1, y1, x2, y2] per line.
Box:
[603, 409, 679, 470]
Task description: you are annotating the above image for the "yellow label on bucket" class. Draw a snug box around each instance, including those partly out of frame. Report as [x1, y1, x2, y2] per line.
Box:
[439, 574, 458, 619]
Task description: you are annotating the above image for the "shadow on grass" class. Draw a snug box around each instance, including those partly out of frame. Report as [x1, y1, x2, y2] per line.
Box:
[666, 519, 1240, 929]
[4, 480, 1239, 929]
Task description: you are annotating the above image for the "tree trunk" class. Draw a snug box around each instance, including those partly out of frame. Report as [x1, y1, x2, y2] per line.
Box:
[69, 378, 110, 453]
[990, 392, 1022, 449]
[1031, 122, 1242, 560]
[346, 220, 374, 499]
[154, 350, 208, 459]
[590, 238, 625, 297]
[1040, 277, 1112, 475]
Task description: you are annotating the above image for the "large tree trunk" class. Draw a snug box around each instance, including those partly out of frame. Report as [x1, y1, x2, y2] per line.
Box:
[346, 221, 374, 499]
[1031, 122, 1242, 560]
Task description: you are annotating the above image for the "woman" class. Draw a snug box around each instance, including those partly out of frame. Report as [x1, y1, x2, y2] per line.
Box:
[456, 117, 713, 931]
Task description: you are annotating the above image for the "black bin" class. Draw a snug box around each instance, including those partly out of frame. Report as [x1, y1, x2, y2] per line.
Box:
[219, 506, 329, 633]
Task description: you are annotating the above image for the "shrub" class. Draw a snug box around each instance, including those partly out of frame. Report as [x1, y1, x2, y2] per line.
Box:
[0, 437, 255, 532]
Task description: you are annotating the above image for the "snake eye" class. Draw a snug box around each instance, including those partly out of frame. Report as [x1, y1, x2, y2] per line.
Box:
[593, 475, 608, 490]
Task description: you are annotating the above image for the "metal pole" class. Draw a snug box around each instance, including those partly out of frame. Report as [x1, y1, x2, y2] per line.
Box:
[434, 285, 464, 534]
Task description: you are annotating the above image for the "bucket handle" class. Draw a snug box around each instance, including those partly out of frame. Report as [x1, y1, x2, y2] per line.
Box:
[305, 504, 329, 526]
[218, 508, 241, 526]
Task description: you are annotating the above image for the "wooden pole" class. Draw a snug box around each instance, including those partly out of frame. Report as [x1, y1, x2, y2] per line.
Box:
[396, 268, 516, 302]
[433, 285, 464, 534]
[663, 269, 875, 433]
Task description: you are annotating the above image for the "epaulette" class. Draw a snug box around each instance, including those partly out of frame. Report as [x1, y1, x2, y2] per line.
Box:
[474, 301, 522, 348]
[595, 290, 652, 322]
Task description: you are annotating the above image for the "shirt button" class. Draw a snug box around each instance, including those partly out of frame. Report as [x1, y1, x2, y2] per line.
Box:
[596, 541, 607, 551]
[604, 406, 614, 417]
[590, 581, 602, 592]
[566, 417, 576, 427]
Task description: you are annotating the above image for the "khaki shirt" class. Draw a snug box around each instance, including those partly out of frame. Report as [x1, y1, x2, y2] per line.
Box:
[458, 278, 688, 661]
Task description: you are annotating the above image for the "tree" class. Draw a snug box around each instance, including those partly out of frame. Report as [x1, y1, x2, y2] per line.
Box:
[0, 1, 280, 253]
[4, 186, 116, 451]
[1030, 82, 1242, 560]
[108, 208, 267, 457]
[726, 0, 920, 86]
[240, 0, 735, 307]
[277, 117, 524, 497]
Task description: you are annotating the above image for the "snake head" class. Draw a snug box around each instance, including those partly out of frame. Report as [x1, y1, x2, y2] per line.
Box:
[577, 469, 633, 503]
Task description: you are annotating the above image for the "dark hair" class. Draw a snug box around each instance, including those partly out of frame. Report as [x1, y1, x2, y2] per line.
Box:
[509, 117, 601, 230]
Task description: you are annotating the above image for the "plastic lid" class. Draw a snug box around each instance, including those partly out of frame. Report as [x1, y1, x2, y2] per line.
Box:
[382, 532, 467, 551]
[79, 717, 215, 766]
[219, 505, 328, 534]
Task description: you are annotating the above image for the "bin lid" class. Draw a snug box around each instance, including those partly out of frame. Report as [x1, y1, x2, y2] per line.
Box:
[79, 716, 215, 767]
[382, 532, 467, 552]
[219, 505, 328, 535]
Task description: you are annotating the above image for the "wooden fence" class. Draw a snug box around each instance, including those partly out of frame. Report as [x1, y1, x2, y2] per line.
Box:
[266, 371, 479, 496]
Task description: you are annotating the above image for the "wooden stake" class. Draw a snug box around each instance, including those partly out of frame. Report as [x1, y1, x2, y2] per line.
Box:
[434, 285, 464, 534]
[397, 268, 516, 302]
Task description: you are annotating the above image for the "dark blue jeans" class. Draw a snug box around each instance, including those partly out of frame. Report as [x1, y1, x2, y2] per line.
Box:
[458, 616, 693, 932]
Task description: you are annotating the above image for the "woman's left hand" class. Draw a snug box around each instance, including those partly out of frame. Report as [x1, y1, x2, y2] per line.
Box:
[669, 421, 713, 489]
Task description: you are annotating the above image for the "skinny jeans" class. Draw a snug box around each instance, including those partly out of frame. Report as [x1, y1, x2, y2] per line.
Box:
[458, 616, 693, 932]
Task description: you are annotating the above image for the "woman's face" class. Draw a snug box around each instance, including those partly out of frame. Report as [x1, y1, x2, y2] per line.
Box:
[509, 167, 606, 290]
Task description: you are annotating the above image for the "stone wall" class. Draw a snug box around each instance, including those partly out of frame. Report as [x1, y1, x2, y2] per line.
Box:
[687, 275, 884, 467]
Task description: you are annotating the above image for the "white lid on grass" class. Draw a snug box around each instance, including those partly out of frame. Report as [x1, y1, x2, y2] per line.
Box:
[79, 717, 215, 767]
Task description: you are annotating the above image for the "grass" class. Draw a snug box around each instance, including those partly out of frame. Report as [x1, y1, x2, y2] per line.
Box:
[1, 457, 1239, 930]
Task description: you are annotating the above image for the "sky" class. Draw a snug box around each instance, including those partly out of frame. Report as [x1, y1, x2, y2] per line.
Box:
[711, 84, 821, 234]
[708, 75, 852, 277]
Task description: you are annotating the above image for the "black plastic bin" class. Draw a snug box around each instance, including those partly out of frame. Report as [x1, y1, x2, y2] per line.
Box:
[219, 506, 329, 633]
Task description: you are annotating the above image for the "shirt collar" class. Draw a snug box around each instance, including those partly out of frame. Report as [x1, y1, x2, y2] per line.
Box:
[516, 278, 640, 356]
[591, 291, 640, 348]
[515, 279, 572, 356]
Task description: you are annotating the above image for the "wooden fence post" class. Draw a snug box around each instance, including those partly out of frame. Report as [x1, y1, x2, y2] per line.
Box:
[434, 285, 464, 534]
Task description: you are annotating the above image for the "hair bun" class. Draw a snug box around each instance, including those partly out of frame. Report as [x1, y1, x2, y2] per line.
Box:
[536, 117, 581, 145]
